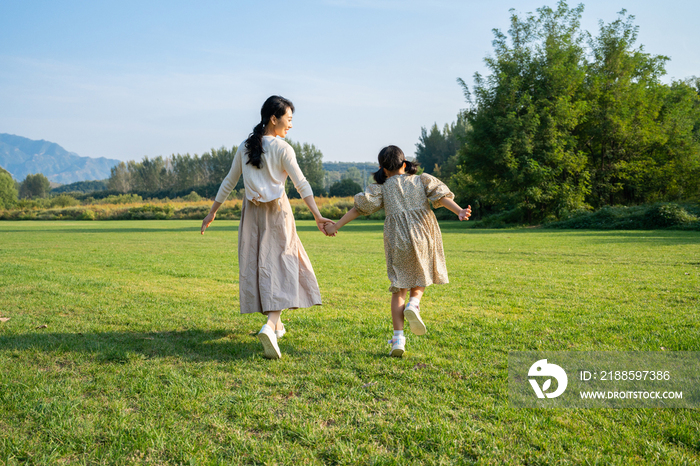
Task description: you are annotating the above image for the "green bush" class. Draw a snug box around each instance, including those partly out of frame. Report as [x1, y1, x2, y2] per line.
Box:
[368, 209, 386, 220]
[545, 203, 699, 230]
[80, 209, 96, 221]
[172, 205, 210, 220]
[49, 194, 80, 208]
[645, 204, 697, 228]
[294, 205, 314, 220]
[96, 194, 143, 205]
[329, 179, 362, 197]
[320, 205, 345, 220]
[183, 191, 202, 202]
[214, 205, 241, 220]
[123, 204, 174, 220]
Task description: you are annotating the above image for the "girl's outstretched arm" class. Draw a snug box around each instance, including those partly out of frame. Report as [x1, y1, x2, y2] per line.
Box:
[439, 198, 472, 221]
[325, 207, 360, 235]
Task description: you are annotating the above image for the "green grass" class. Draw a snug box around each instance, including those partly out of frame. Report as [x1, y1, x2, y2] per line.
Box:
[0, 220, 699, 465]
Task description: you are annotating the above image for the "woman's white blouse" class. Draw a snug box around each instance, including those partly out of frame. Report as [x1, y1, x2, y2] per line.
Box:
[215, 136, 313, 204]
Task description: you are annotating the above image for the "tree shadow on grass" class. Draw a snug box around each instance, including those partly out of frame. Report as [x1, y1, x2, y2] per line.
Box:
[0, 223, 365, 234]
[0, 328, 280, 362]
[551, 230, 700, 246]
[0, 226, 221, 235]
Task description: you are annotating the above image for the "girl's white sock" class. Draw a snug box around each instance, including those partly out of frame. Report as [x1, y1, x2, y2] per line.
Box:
[393, 330, 404, 337]
[408, 297, 421, 308]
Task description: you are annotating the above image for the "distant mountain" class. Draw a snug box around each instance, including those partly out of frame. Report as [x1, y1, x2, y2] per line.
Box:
[0, 133, 120, 184]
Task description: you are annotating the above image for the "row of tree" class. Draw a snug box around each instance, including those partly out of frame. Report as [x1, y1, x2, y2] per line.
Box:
[106, 141, 332, 199]
[418, 2, 700, 222]
[0, 140, 371, 208]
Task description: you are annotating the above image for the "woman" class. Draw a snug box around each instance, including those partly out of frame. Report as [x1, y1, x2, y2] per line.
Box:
[201, 95, 333, 359]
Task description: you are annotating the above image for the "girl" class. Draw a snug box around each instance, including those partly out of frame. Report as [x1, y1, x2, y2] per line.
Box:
[324, 145, 470, 357]
[201, 95, 334, 359]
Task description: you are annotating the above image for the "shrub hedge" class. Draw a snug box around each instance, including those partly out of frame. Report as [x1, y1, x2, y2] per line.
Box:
[544, 203, 700, 230]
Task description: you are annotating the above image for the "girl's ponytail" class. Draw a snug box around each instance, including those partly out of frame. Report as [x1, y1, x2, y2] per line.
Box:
[245, 122, 266, 169]
[373, 167, 388, 184]
[244, 95, 295, 170]
[403, 160, 418, 175]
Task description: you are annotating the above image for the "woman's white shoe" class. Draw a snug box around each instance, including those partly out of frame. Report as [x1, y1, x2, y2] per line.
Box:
[258, 324, 281, 359]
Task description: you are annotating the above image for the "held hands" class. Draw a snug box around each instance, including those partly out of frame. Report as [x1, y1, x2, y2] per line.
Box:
[323, 221, 338, 236]
[315, 217, 337, 237]
[459, 205, 472, 221]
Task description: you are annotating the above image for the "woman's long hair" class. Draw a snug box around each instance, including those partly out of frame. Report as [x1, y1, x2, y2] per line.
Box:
[245, 95, 295, 169]
[373, 145, 418, 184]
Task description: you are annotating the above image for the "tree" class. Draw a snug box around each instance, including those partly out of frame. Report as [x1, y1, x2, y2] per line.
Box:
[172, 153, 200, 193]
[203, 146, 236, 186]
[286, 140, 326, 197]
[458, 1, 592, 221]
[580, 10, 686, 206]
[343, 166, 364, 187]
[329, 178, 362, 197]
[108, 162, 133, 193]
[19, 173, 51, 199]
[0, 170, 18, 209]
[416, 114, 470, 175]
[134, 156, 170, 192]
[453, 1, 700, 222]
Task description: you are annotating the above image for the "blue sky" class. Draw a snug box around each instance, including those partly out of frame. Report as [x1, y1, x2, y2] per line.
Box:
[1, 0, 698, 164]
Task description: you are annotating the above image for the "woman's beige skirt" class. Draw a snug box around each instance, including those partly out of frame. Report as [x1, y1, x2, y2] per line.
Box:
[237, 193, 322, 314]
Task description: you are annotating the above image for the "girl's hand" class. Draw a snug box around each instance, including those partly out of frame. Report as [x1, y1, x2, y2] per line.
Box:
[315, 217, 335, 236]
[324, 222, 338, 236]
[459, 205, 472, 221]
[201, 212, 216, 234]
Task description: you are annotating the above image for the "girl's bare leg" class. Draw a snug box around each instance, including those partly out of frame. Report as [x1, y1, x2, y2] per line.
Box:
[409, 287, 425, 301]
[391, 290, 408, 331]
[404, 286, 427, 335]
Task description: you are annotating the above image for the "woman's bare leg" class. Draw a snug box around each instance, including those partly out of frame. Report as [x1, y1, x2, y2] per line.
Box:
[264, 310, 281, 330]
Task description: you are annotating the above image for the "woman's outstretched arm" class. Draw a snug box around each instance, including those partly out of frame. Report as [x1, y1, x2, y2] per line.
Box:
[324, 207, 360, 235]
[201, 201, 222, 234]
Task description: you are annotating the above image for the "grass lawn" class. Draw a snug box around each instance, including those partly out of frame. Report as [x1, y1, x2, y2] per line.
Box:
[0, 220, 698, 465]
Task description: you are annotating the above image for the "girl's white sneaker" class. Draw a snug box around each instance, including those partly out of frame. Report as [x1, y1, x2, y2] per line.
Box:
[388, 335, 406, 357]
[258, 324, 281, 359]
[275, 323, 286, 340]
[404, 303, 426, 335]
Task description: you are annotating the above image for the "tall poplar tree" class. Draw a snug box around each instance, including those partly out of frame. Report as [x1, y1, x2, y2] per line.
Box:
[459, 1, 590, 221]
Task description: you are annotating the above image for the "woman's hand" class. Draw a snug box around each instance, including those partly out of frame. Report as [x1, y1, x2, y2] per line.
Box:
[459, 205, 472, 221]
[201, 212, 216, 234]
